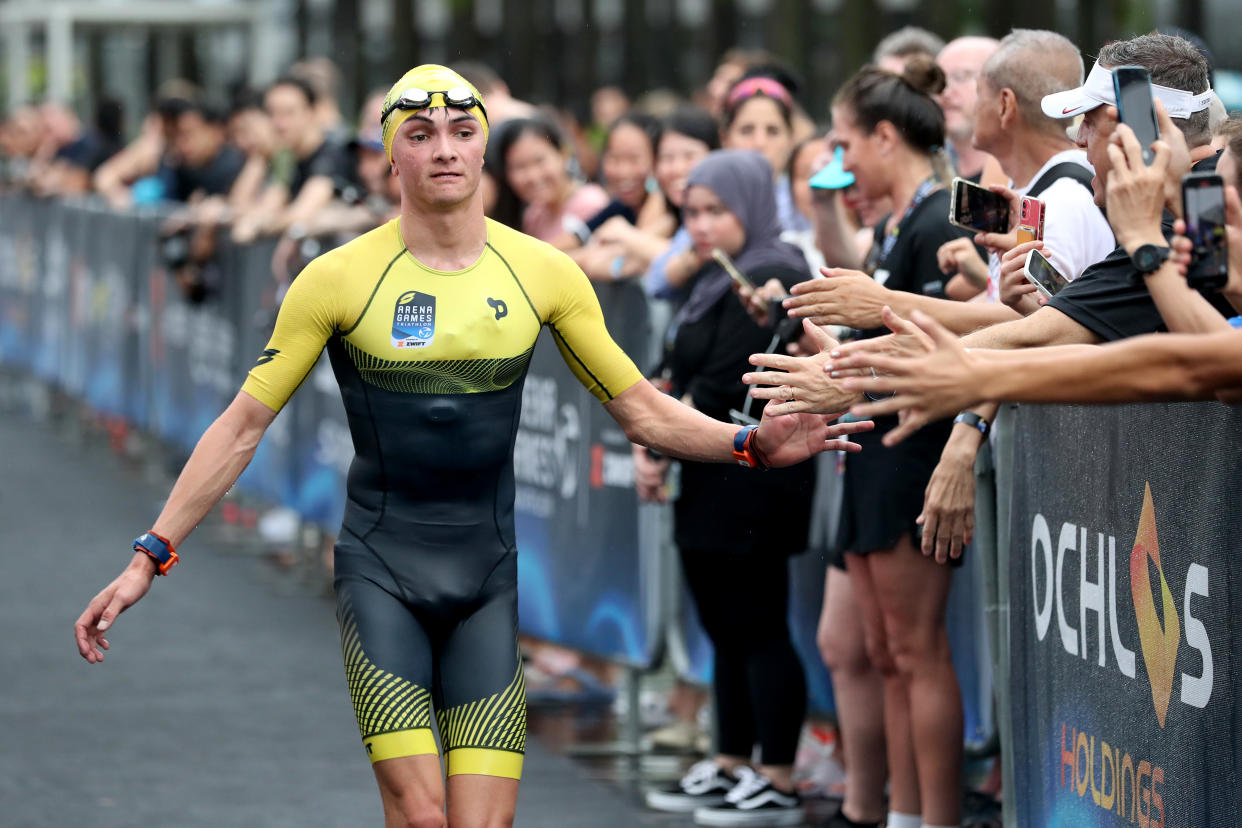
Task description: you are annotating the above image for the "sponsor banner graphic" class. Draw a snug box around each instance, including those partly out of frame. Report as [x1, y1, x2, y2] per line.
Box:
[514, 280, 656, 666]
[1009, 403, 1241, 828]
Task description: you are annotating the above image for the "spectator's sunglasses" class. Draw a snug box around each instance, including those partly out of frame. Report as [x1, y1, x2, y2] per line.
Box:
[381, 87, 488, 125]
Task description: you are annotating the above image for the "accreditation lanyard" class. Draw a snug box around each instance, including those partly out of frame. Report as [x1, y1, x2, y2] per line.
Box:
[865, 176, 939, 275]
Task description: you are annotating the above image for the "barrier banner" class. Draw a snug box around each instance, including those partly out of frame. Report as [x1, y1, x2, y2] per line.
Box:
[514, 279, 658, 666]
[0, 196, 39, 367]
[1009, 403, 1241, 828]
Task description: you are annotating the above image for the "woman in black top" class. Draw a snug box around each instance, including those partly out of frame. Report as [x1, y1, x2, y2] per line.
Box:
[641, 150, 817, 824]
[828, 59, 967, 828]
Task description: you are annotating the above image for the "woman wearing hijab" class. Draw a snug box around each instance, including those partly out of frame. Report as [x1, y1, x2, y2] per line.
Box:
[641, 150, 815, 827]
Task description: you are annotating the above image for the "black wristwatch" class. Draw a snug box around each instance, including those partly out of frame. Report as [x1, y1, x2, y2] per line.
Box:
[953, 411, 990, 437]
[1130, 244, 1171, 275]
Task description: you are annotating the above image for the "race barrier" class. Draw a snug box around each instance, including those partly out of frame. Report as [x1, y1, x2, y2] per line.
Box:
[1006, 402, 1242, 828]
[0, 195, 992, 740]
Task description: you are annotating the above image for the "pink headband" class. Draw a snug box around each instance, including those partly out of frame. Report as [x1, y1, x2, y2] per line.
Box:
[726, 77, 793, 109]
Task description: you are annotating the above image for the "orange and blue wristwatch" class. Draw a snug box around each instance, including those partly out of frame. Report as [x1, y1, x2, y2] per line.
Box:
[732, 425, 769, 470]
[133, 531, 179, 575]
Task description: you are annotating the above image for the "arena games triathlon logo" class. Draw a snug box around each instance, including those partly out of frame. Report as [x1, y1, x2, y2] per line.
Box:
[391, 290, 435, 349]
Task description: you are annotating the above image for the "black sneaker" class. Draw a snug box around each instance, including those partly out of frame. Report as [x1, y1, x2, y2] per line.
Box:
[822, 811, 881, 828]
[645, 759, 737, 812]
[693, 767, 803, 826]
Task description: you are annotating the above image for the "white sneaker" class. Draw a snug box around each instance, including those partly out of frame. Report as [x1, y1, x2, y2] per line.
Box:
[645, 759, 737, 812]
[693, 767, 803, 826]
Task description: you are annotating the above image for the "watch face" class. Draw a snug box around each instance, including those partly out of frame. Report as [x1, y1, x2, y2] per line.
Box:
[1134, 245, 1168, 273]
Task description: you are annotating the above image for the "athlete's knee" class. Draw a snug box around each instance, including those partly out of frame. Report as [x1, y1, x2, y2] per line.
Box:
[384, 795, 447, 828]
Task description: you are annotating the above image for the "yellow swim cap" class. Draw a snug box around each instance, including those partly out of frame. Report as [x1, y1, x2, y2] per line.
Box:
[381, 64, 489, 161]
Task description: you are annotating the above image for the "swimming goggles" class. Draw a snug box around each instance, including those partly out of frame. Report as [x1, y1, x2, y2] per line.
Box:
[381, 87, 488, 124]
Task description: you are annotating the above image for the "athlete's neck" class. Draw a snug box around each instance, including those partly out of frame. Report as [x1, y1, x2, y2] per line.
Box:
[399, 195, 488, 271]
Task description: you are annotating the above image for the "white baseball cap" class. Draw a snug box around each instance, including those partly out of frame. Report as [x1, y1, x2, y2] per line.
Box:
[1041, 61, 1214, 120]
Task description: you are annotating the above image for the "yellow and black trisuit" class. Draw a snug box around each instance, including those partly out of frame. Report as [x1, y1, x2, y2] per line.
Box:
[242, 217, 642, 779]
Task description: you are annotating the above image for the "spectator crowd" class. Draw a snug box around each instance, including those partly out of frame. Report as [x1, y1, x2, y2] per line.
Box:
[4, 22, 1241, 828]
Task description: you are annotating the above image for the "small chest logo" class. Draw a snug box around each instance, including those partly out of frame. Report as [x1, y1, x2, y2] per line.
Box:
[392, 290, 436, 349]
[487, 297, 508, 320]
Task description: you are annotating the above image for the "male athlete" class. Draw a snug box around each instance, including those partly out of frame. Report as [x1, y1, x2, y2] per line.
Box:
[74, 65, 871, 827]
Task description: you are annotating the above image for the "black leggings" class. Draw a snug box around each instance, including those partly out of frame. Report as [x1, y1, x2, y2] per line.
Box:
[680, 546, 807, 766]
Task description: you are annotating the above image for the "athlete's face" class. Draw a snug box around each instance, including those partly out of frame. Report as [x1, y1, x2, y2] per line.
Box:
[390, 107, 486, 209]
[683, 185, 746, 259]
[601, 123, 654, 209]
[723, 96, 793, 178]
[505, 132, 568, 209]
[656, 131, 711, 209]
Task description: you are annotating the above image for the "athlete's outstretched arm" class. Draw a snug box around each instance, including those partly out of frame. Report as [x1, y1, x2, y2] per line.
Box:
[603, 379, 873, 467]
[74, 389, 277, 663]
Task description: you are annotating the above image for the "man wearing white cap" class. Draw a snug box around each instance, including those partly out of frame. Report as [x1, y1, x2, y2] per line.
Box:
[951, 32, 1229, 351]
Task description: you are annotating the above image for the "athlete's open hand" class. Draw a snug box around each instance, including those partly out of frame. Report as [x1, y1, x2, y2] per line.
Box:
[753, 402, 874, 467]
[744, 319, 862, 416]
[74, 554, 156, 663]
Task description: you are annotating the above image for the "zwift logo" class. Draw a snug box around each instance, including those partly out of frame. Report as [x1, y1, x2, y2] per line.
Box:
[1030, 482, 1213, 726]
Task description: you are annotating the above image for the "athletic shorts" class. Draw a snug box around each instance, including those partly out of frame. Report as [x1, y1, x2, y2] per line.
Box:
[333, 532, 526, 779]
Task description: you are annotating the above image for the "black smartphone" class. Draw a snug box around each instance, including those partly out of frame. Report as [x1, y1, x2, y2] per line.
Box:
[1183, 172, 1229, 291]
[1023, 249, 1070, 298]
[948, 177, 1010, 234]
[1112, 66, 1160, 165]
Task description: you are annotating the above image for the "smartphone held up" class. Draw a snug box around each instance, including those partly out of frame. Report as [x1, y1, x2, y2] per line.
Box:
[1112, 66, 1160, 165]
[1023, 249, 1070, 298]
[1017, 196, 1045, 246]
[1182, 172, 1229, 290]
[949, 177, 1010, 234]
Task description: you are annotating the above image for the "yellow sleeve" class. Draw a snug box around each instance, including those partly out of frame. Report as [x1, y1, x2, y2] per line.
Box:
[241, 255, 344, 412]
[543, 250, 644, 403]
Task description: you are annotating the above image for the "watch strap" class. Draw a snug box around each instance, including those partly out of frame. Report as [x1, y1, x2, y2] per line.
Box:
[134, 531, 179, 575]
[732, 425, 769, 470]
[953, 411, 991, 436]
[1131, 244, 1171, 274]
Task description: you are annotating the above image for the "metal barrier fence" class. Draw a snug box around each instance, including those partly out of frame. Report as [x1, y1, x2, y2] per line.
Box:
[0, 195, 994, 743]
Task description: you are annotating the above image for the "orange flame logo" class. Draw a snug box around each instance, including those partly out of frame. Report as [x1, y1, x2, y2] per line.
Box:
[1129, 483, 1180, 728]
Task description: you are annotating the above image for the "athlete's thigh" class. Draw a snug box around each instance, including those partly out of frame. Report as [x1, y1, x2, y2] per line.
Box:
[433, 585, 525, 781]
[336, 575, 439, 763]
